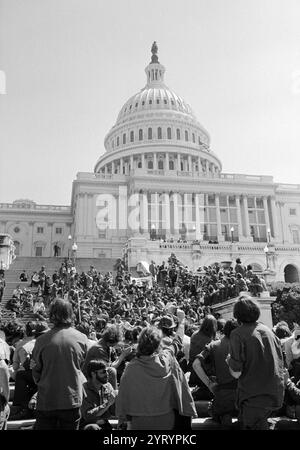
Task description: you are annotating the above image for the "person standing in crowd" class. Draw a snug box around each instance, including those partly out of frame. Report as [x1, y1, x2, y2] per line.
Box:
[226, 295, 285, 430]
[11, 321, 36, 380]
[80, 359, 117, 430]
[116, 309, 197, 430]
[38, 265, 47, 290]
[53, 243, 59, 257]
[234, 258, 246, 278]
[192, 318, 239, 427]
[149, 261, 157, 282]
[188, 315, 218, 400]
[32, 298, 89, 430]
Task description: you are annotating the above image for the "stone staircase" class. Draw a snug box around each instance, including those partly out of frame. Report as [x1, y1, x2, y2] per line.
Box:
[0, 256, 117, 323]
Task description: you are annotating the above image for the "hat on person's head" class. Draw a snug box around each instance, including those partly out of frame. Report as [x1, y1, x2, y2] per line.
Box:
[34, 321, 49, 336]
[159, 315, 177, 330]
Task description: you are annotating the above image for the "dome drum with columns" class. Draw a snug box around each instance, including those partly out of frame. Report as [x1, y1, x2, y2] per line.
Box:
[1, 43, 300, 283]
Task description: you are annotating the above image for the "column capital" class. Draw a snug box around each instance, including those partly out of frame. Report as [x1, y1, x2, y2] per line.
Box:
[28, 221, 35, 226]
[47, 222, 54, 227]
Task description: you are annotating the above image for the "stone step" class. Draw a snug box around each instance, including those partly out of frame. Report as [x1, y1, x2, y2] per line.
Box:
[7, 416, 296, 431]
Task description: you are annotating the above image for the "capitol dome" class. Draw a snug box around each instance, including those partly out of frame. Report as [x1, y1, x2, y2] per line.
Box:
[94, 43, 222, 176]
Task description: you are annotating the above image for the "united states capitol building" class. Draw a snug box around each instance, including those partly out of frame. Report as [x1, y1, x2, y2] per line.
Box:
[1, 43, 300, 282]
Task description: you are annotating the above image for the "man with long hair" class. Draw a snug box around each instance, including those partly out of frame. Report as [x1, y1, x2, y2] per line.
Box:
[226, 295, 284, 430]
[32, 298, 89, 430]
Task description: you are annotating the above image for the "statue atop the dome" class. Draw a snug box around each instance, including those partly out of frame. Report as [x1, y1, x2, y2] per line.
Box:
[151, 41, 159, 63]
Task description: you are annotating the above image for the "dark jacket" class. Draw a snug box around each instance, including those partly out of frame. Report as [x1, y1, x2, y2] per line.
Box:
[32, 326, 89, 411]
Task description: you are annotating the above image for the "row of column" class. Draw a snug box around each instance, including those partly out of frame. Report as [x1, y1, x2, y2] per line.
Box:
[99, 153, 220, 176]
[139, 192, 280, 241]
[75, 191, 280, 242]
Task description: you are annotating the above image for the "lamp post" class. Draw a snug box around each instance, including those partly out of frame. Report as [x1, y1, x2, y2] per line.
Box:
[267, 228, 271, 243]
[264, 245, 269, 270]
[72, 242, 78, 265]
[68, 234, 72, 259]
[192, 224, 196, 242]
[151, 224, 156, 241]
[230, 227, 234, 243]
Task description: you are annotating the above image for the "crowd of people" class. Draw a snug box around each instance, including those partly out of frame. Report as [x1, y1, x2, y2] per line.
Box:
[0, 255, 299, 431]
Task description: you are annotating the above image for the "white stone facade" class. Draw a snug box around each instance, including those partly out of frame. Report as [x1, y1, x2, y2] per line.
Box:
[1, 47, 300, 282]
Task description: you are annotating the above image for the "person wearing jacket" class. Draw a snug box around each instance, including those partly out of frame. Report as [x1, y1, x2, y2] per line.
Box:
[32, 298, 89, 430]
[116, 309, 197, 430]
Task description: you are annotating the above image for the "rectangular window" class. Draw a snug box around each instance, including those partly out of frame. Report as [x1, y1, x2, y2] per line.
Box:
[37, 227, 44, 234]
[292, 230, 300, 244]
[229, 208, 237, 222]
[247, 197, 255, 208]
[256, 198, 264, 209]
[219, 196, 227, 207]
[35, 246, 43, 257]
[208, 208, 217, 222]
[210, 224, 217, 239]
[207, 195, 215, 206]
[228, 196, 236, 207]
[248, 210, 256, 224]
[220, 208, 228, 222]
[258, 225, 267, 240]
[55, 227, 62, 234]
[290, 208, 297, 216]
[257, 210, 266, 224]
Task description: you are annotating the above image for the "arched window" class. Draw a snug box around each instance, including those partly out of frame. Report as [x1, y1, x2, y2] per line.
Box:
[139, 129, 143, 140]
[192, 133, 195, 143]
[176, 128, 181, 140]
[130, 131, 134, 142]
[138, 161, 142, 168]
[284, 264, 300, 283]
[185, 130, 188, 141]
[167, 127, 172, 139]
[148, 160, 153, 169]
[169, 160, 174, 170]
[158, 160, 164, 170]
[116, 137, 119, 146]
[157, 127, 162, 139]
[148, 128, 152, 140]
[123, 133, 126, 144]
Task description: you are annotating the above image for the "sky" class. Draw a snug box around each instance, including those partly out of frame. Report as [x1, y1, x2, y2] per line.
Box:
[0, 0, 300, 205]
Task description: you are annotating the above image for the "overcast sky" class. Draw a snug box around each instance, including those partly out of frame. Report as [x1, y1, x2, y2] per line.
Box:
[0, 0, 300, 205]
